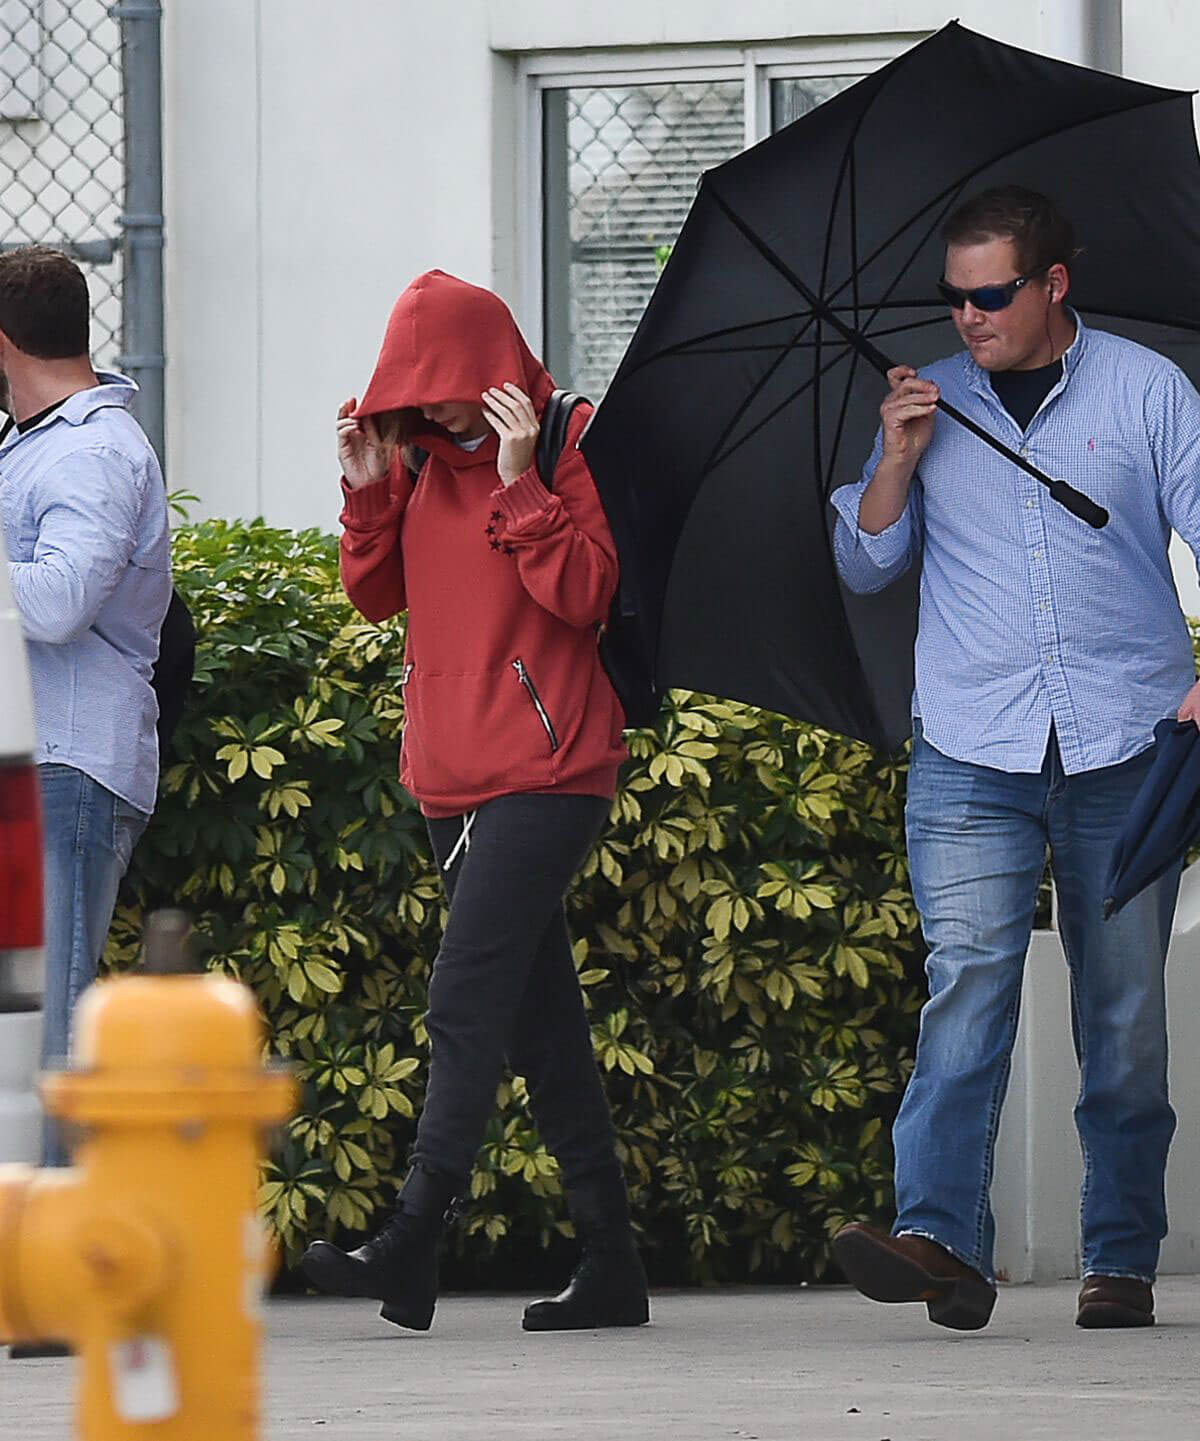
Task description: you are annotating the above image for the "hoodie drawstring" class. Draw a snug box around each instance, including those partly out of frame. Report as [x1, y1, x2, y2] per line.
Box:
[442, 809, 477, 872]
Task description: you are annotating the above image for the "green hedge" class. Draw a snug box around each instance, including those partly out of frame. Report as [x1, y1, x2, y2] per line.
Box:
[108, 518, 925, 1284]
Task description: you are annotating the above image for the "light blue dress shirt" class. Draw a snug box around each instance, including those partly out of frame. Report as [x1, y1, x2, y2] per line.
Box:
[0, 373, 171, 813]
[832, 317, 1200, 775]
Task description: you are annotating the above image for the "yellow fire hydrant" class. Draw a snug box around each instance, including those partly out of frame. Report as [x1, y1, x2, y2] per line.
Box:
[0, 911, 296, 1439]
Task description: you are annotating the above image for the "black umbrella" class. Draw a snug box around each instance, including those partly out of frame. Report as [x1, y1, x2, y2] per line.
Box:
[581, 22, 1200, 748]
[1103, 720, 1200, 919]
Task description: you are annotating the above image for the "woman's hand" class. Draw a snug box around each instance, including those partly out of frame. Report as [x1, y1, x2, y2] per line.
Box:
[337, 396, 392, 490]
[482, 383, 539, 486]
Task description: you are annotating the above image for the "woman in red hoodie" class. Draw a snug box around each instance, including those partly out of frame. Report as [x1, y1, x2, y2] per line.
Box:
[301, 271, 649, 1334]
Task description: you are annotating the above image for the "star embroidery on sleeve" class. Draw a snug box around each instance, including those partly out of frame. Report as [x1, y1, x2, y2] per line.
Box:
[489, 537, 502, 551]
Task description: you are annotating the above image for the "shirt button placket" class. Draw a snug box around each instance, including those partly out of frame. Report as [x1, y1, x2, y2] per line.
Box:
[1028, 461, 1072, 751]
[1025, 471, 1058, 681]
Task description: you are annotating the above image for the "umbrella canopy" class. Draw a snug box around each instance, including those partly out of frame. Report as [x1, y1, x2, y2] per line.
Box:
[1104, 720, 1200, 919]
[581, 21, 1200, 748]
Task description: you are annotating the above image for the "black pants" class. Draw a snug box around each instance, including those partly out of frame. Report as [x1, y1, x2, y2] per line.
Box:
[411, 793, 620, 1192]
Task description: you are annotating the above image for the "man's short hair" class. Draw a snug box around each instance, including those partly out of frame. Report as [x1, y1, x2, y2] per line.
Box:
[942, 186, 1079, 277]
[0, 246, 90, 359]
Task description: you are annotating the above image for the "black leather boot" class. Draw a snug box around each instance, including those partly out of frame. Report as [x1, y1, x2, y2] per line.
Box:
[301, 1165, 458, 1330]
[522, 1171, 650, 1331]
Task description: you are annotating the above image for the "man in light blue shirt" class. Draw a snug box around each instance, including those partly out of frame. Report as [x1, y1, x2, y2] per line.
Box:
[0, 248, 170, 1166]
[828, 188, 1200, 1332]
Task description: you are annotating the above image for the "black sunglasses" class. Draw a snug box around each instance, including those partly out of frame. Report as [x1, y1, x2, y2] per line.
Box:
[936, 269, 1048, 312]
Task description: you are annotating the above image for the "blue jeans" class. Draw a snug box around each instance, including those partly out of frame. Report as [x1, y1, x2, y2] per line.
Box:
[39, 764, 147, 1165]
[896, 725, 1178, 1284]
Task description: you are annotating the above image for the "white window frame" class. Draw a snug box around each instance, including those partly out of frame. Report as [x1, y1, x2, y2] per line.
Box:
[516, 34, 923, 359]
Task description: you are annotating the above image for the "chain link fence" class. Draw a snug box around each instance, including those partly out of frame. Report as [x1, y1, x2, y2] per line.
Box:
[1, 0, 124, 365]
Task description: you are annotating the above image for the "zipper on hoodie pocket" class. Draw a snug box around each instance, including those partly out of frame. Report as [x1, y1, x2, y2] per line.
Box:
[399, 662, 414, 735]
[513, 657, 559, 753]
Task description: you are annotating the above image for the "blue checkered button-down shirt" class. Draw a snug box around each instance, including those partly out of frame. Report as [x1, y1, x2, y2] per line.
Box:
[1, 374, 170, 812]
[832, 317, 1200, 775]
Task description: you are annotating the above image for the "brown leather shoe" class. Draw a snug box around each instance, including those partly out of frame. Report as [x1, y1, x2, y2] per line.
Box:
[832, 1223, 997, 1331]
[1076, 1275, 1154, 1329]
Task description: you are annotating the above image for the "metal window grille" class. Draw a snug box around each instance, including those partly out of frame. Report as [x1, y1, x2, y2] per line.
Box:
[541, 73, 867, 400]
[769, 74, 860, 130]
[543, 80, 745, 398]
[0, 0, 124, 365]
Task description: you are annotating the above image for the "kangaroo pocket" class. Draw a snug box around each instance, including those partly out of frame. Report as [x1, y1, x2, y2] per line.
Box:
[399, 662, 563, 804]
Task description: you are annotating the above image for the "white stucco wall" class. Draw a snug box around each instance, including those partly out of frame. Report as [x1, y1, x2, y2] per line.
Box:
[1122, 0, 1200, 101]
[163, 0, 501, 528]
[487, 1, 1095, 60]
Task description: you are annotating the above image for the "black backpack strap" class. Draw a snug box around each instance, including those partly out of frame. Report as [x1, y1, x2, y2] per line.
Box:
[152, 587, 197, 759]
[407, 445, 429, 481]
[536, 390, 588, 492]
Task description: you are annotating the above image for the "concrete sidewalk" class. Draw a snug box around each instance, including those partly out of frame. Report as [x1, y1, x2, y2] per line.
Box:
[6, 1280, 1199, 1440]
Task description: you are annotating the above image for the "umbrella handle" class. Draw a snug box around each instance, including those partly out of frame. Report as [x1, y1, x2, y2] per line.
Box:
[1044, 477, 1110, 530]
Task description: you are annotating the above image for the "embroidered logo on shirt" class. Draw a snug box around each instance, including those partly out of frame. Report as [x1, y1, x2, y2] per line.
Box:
[1087, 438, 1097, 452]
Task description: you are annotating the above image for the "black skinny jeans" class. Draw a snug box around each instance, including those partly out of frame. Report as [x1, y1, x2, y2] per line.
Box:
[410, 792, 621, 1193]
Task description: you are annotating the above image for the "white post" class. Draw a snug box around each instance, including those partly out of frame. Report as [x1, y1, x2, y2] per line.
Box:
[0, 1013, 42, 1163]
[991, 932, 1084, 1283]
[992, 866, 1200, 1281]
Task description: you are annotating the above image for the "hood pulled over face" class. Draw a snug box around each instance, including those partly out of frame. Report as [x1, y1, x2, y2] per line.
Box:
[355, 270, 555, 454]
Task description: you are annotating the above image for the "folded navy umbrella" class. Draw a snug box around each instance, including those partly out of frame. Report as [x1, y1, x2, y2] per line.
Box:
[1103, 720, 1200, 920]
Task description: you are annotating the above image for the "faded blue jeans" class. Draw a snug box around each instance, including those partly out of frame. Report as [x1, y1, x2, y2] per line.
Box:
[40, 763, 147, 1165]
[896, 724, 1178, 1284]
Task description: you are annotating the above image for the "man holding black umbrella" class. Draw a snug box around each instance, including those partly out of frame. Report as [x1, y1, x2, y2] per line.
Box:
[830, 186, 1200, 1332]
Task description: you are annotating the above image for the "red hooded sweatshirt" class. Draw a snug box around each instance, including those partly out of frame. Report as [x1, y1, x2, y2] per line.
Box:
[339, 270, 627, 818]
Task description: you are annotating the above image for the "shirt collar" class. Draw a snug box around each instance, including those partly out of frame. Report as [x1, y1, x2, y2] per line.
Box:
[1, 370, 139, 446]
[54, 370, 139, 425]
[964, 309, 1089, 396]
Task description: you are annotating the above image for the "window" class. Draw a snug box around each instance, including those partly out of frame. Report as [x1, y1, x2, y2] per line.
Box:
[526, 40, 916, 396]
[542, 78, 744, 401]
[769, 75, 860, 130]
